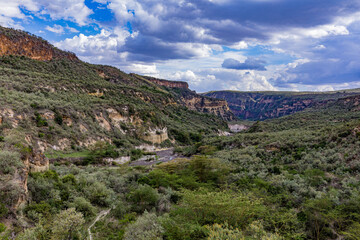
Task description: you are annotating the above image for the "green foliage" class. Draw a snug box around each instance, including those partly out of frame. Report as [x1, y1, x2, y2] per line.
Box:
[0, 202, 8, 218]
[72, 197, 96, 217]
[34, 112, 48, 127]
[25, 202, 52, 220]
[206, 223, 244, 240]
[175, 189, 265, 228]
[82, 142, 119, 165]
[342, 222, 360, 240]
[131, 149, 143, 161]
[84, 182, 113, 206]
[123, 211, 164, 240]
[127, 185, 160, 213]
[169, 128, 191, 144]
[51, 208, 85, 240]
[0, 150, 22, 175]
[54, 112, 63, 125]
[189, 156, 229, 184]
[0, 223, 6, 233]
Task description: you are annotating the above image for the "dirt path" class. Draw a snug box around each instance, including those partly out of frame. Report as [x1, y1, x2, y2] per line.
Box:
[88, 208, 111, 240]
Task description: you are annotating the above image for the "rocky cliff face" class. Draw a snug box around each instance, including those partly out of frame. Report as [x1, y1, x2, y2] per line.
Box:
[204, 91, 360, 120]
[0, 26, 78, 61]
[142, 127, 169, 144]
[181, 95, 234, 121]
[143, 76, 189, 89]
[12, 150, 49, 211]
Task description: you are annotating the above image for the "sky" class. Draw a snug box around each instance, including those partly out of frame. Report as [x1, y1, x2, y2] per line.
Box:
[1, 0, 360, 92]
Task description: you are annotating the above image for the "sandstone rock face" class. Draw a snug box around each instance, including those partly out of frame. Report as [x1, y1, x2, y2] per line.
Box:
[0, 27, 78, 61]
[12, 150, 49, 211]
[0, 108, 25, 127]
[107, 108, 128, 126]
[95, 112, 111, 131]
[28, 151, 49, 173]
[142, 128, 169, 144]
[182, 95, 234, 121]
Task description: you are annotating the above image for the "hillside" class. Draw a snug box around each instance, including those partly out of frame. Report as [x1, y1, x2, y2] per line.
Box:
[203, 90, 360, 120]
[0, 26, 234, 222]
[0, 26, 234, 150]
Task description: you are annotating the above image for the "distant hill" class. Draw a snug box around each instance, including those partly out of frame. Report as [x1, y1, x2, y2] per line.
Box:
[203, 90, 360, 120]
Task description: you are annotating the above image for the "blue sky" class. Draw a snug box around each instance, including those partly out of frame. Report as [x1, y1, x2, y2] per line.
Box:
[2, 0, 360, 92]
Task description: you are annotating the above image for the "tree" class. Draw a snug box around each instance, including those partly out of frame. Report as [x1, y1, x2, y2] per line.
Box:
[51, 208, 85, 240]
[127, 185, 159, 213]
[123, 211, 164, 240]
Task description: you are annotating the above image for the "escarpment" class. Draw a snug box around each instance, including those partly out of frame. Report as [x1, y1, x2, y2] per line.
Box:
[142, 76, 189, 89]
[204, 90, 360, 120]
[0, 26, 78, 61]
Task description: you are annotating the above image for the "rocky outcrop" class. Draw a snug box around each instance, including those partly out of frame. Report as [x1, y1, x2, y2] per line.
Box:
[228, 124, 249, 133]
[181, 95, 234, 121]
[0, 108, 25, 128]
[142, 76, 189, 89]
[0, 26, 78, 61]
[142, 128, 169, 144]
[95, 112, 112, 131]
[336, 95, 360, 111]
[12, 150, 49, 211]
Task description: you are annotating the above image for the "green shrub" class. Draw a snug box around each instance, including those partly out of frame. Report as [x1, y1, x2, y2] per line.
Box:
[54, 112, 63, 125]
[123, 211, 164, 240]
[0, 150, 22, 175]
[131, 149, 143, 161]
[174, 189, 266, 228]
[0, 202, 8, 218]
[34, 112, 48, 127]
[84, 182, 113, 206]
[72, 197, 96, 217]
[127, 185, 159, 213]
[0, 223, 6, 233]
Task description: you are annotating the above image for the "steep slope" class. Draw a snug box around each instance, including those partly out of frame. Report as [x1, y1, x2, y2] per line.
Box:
[203, 90, 360, 120]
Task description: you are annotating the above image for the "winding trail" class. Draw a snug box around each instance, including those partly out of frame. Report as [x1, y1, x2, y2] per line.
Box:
[88, 208, 111, 240]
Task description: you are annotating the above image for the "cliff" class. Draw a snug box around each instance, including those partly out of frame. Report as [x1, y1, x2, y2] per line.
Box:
[203, 90, 360, 120]
[181, 94, 234, 121]
[0, 26, 78, 61]
[129, 74, 234, 120]
[141, 76, 189, 89]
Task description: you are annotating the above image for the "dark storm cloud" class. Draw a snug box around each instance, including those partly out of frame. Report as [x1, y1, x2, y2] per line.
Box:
[118, 0, 360, 61]
[222, 58, 266, 71]
[118, 35, 202, 62]
[193, 0, 359, 28]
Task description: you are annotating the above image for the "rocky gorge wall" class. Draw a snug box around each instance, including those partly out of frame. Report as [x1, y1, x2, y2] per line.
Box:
[181, 95, 234, 121]
[203, 91, 360, 120]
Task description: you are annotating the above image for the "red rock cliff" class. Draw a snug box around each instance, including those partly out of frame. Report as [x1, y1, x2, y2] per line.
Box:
[0, 27, 78, 61]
